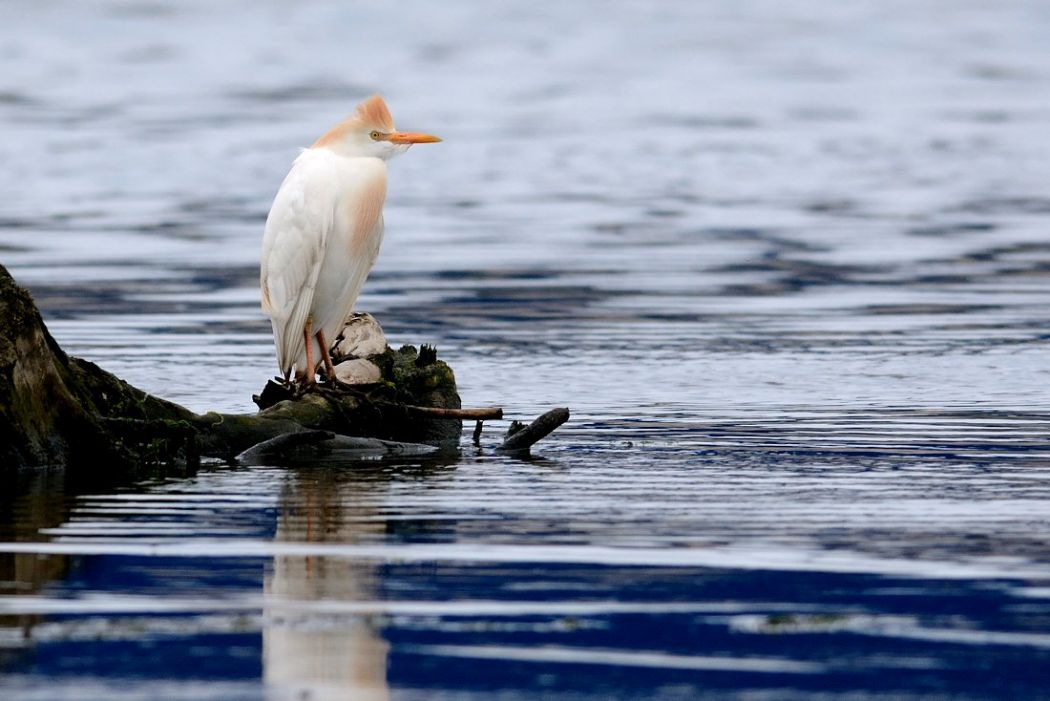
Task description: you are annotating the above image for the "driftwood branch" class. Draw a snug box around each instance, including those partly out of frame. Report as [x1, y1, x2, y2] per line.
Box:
[497, 407, 571, 454]
[235, 430, 441, 465]
[234, 430, 335, 463]
[405, 405, 503, 420]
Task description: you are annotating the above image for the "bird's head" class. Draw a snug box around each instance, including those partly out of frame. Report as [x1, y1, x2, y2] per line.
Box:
[313, 95, 441, 159]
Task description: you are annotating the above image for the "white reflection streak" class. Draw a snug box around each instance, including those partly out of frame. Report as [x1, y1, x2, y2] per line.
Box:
[400, 644, 823, 674]
[263, 475, 389, 701]
[2, 540, 1048, 580]
[0, 597, 818, 617]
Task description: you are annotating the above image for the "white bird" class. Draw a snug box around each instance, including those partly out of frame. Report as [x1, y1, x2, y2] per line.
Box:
[260, 95, 440, 383]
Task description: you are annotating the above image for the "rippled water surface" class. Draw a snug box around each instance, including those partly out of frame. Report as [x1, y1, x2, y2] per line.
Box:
[3, 1, 1050, 698]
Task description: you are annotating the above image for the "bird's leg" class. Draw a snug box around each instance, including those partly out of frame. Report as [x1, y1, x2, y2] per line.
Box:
[301, 319, 316, 385]
[316, 329, 337, 382]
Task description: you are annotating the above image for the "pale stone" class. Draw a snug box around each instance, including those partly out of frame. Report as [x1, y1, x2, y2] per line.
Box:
[333, 358, 382, 385]
[332, 312, 387, 360]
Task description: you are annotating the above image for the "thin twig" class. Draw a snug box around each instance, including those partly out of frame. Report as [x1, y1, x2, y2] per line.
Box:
[405, 405, 504, 420]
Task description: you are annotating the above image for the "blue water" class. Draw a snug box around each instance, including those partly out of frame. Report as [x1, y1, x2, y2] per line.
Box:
[3, 1, 1050, 698]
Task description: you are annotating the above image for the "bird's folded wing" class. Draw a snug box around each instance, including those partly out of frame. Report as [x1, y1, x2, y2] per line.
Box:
[260, 155, 340, 370]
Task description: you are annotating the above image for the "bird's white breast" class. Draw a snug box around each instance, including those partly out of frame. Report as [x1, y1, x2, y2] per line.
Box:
[260, 148, 388, 375]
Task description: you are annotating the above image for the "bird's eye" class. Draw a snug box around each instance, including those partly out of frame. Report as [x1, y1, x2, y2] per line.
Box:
[370, 131, 381, 140]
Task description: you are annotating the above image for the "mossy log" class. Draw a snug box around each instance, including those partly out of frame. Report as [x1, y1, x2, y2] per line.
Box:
[0, 264, 461, 472]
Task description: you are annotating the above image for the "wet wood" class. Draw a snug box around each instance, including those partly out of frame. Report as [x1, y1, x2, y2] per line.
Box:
[234, 430, 440, 464]
[0, 263, 568, 472]
[234, 430, 335, 463]
[497, 407, 571, 454]
[404, 405, 503, 420]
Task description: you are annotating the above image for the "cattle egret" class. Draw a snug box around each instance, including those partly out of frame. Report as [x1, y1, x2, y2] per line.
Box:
[260, 95, 440, 383]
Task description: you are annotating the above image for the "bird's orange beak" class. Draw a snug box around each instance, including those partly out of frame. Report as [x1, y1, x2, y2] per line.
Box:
[387, 131, 442, 144]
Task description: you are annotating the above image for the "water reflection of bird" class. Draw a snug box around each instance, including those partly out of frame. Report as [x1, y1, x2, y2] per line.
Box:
[260, 95, 440, 384]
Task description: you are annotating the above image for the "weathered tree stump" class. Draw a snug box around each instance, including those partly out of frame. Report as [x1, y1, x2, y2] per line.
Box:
[0, 264, 569, 473]
[0, 264, 461, 472]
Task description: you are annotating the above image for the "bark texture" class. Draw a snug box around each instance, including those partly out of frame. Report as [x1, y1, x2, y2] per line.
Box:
[0, 264, 461, 472]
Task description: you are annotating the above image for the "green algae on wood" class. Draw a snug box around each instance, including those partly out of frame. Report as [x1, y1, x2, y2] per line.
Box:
[0, 264, 461, 472]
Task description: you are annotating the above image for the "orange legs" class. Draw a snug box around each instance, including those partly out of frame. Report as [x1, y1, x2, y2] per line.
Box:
[301, 321, 315, 385]
[316, 329, 336, 382]
[298, 319, 336, 385]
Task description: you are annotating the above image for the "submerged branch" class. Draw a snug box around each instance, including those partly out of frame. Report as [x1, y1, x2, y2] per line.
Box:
[497, 407, 571, 454]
